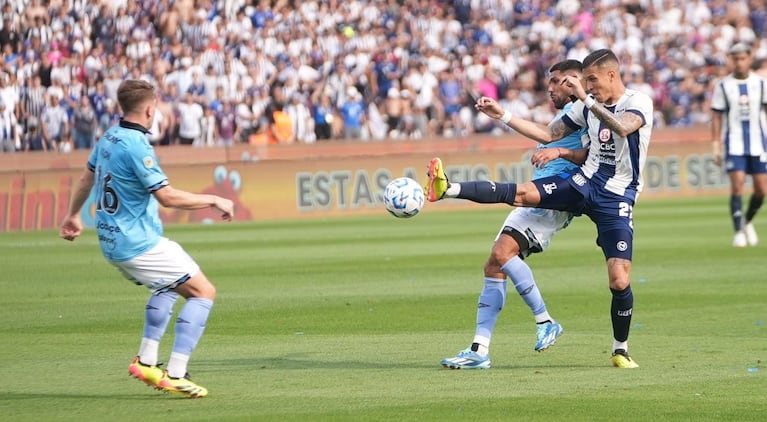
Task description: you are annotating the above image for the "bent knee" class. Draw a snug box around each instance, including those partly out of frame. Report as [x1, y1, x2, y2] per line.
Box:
[492, 235, 521, 261]
[609, 278, 631, 291]
[202, 282, 217, 300]
[197, 278, 216, 300]
[485, 245, 519, 275]
[177, 273, 216, 300]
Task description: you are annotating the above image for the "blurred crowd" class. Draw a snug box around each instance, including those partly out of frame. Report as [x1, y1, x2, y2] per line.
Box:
[2, 0, 767, 153]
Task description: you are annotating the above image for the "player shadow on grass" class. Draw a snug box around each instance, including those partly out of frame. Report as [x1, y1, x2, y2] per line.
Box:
[198, 354, 435, 370]
[0, 391, 180, 401]
[196, 355, 604, 370]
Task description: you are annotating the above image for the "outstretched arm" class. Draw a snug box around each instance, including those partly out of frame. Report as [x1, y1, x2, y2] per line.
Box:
[153, 185, 234, 221]
[60, 168, 95, 241]
[531, 147, 589, 168]
[474, 96, 573, 144]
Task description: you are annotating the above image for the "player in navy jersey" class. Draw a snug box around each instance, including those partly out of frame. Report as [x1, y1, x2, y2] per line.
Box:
[439, 60, 587, 370]
[60, 79, 234, 397]
[711, 42, 767, 247]
[427, 49, 651, 368]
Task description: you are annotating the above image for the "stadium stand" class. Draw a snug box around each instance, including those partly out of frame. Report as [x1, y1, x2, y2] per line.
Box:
[1, 0, 766, 152]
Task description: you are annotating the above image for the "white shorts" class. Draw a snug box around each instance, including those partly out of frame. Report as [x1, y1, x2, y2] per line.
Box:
[494, 207, 573, 255]
[110, 237, 200, 294]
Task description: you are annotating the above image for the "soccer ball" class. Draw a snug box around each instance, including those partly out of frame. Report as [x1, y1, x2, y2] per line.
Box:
[383, 177, 425, 218]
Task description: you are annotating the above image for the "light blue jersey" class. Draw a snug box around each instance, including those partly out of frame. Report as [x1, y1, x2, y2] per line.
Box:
[87, 120, 169, 261]
[532, 103, 586, 180]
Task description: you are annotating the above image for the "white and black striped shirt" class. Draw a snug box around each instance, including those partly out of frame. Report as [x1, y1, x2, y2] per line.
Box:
[711, 72, 767, 157]
[22, 86, 46, 118]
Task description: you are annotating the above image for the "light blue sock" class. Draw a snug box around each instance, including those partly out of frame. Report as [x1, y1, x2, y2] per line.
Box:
[172, 297, 213, 356]
[502, 257, 549, 321]
[474, 277, 507, 345]
[143, 291, 179, 341]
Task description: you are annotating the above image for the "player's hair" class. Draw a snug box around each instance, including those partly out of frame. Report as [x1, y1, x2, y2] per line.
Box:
[117, 79, 156, 114]
[582, 49, 619, 68]
[549, 59, 582, 74]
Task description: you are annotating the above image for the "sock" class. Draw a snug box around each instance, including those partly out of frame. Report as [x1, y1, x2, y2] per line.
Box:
[470, 341, 489, 357]
[445, 183, 461, 197]
[613, 340, 628, 353]
[137, 339, 160, 366]
[535, 312, 553, 325]
[166, 352, 190, 378]
[502, 257, 549, 321]
[138, 291, 179, 366]
[610, 286, 633, 343]
[168, 297, 213, 377]
[453, 181, 517, 205]
[473, 277, 507, 356]
[745, 195, 764, 223]
[730, 195, 743, 231]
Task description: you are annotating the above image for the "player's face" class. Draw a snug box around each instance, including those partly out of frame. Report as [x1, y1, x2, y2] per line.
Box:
[547, 70, 580, 110]
[583, 64, 614, 103]
[730, 52, 752, 78]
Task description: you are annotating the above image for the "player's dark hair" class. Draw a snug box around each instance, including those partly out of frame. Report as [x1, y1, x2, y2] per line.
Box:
[117, 79, 156, 114]
[549, 59, 582, 74]
[582, 49, 619, 68]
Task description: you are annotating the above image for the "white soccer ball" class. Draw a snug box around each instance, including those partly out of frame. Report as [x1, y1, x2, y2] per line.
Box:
[383, 177, 425, 218]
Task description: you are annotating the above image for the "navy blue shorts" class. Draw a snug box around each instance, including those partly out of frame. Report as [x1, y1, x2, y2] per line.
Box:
[532, 172, 635, 260]
[725, 155, 767, 174]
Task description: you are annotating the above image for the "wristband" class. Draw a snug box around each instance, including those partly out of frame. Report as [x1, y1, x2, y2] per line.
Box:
[583, 96, 596, 109]
[500, 110, 513, 124]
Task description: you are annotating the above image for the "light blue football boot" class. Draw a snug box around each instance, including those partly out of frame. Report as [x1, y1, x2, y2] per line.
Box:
[440, 348, 491, 369]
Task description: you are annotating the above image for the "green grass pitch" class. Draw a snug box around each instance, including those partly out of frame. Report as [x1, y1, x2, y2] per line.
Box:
[0, 195, 765, 421]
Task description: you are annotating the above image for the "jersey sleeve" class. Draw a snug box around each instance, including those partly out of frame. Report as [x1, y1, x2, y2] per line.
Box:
[626, 92, 653, 128]
[86, 141, 99, 172]
[127, 140, 168, 192]
[559, 100, 587, 131]
[552, 104, 589, 150]
[710, 80, 727, 112]
[762, 77, 767, 106]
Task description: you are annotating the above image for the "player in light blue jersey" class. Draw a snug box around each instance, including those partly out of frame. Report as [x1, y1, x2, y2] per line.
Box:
[60, 80, 235, 397]
[439, 60, 588, 370]
[711, 42, 767, 247]
[431, 49, 651, 369]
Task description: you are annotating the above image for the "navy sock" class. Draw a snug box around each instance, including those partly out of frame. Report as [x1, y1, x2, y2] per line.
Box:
[456, 181, 517, 205]
[610, 286, 633, 342]
[745, 195, 764, 223]
[730, 195, 743, 231]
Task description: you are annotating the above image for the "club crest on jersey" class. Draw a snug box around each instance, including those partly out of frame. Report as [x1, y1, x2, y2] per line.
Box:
[543, 182, 557, 195]
[598, 128, 612, 143]
[143, 156, 155, 168]
[739, 94, 749, 105]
